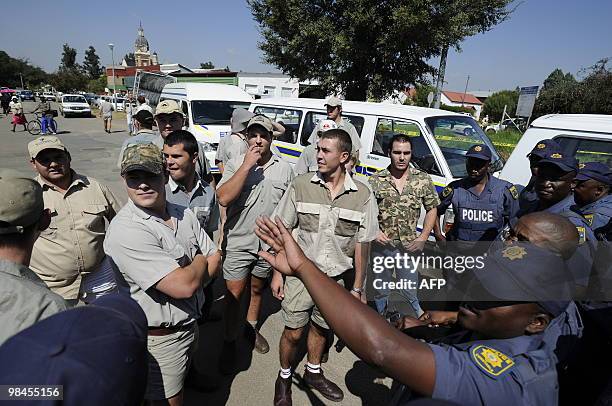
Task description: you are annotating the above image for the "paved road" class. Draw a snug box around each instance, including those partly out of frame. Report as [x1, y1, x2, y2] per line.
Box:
[0, 102, 394, 406]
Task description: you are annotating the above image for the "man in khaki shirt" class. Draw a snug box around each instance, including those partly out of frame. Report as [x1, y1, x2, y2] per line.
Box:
[271, 129, 378, 405]
[216, 115, 294, 370]
[27, 136, 121, 304]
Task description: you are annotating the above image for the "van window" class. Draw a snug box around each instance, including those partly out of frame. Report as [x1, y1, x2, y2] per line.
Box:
[253, 106, 302, 144]
[300, 111, 364, 146]
[425, 115, 501, 178]
[191, 101, 251, 126]
[555, 136, 612, 167]
[373, 118, 442, 176]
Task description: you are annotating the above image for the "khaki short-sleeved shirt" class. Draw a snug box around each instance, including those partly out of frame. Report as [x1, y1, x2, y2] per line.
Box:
[104, 201, 217, 327]
[165, 176, 220, 234]
[273, 172, 379, 277]
[369, 168, 440, 244]
[0, 259, 68, 345]
[215, 132, 248, 164]
[30, 173, 121, 300]
[219, 154, 294, 254]
[307, 118, 362, 151]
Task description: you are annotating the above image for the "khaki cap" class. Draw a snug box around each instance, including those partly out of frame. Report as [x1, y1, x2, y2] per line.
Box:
[247, 115, 274, 133]
[154, 100, 184, 117]
[27, 136, 67, 160]
[324, 96, 342, 107]
[0, 169, 44, 235]
[120, 143, 164, 176]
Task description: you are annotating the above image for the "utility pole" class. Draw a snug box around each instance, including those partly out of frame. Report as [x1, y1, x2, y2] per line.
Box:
[461, 75, 470, 107]
[19, 73, 25, 89]
[108, 43, 117, 110]
[433, 45, 449, 109]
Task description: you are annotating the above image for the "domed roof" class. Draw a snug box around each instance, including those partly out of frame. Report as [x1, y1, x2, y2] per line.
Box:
[135, 24, 149, 50]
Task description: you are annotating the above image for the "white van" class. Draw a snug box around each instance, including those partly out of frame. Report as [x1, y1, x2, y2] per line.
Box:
[250, 97, 503, 195]
[500, 114, 612, 186]
[160, 83, 253, 172]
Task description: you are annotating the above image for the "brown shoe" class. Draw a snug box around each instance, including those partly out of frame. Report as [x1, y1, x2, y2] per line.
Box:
[254, 329, 270, 354]
[303, 369, 344, 402]
[274, 374, 292, 406]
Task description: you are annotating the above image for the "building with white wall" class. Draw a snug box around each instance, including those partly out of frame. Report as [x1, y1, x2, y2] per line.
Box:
[441, 90, 483, 119]
[237, 72, 300, 98]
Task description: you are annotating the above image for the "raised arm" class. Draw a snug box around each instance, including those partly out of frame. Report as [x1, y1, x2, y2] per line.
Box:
[216, 145, 260, 207]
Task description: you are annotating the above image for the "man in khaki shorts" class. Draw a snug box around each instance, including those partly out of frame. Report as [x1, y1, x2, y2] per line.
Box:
[104, 143, 221, 405]
[27, 136, 121, 305]
[216, 115, 294, 371]
[271, 129, 378, 405]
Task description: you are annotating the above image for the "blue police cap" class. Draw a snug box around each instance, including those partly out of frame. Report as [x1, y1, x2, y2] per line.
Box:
[471, 242, 574, 317]
[526, 139, 562, 159]
[576, 161, 612, 185]
[0, 294, 148, 406]
[537, 150, 578, 173]
[465, 144, 492, 161]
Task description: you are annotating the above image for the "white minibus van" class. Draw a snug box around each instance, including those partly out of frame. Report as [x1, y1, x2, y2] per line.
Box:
[160, 83, 253, 173]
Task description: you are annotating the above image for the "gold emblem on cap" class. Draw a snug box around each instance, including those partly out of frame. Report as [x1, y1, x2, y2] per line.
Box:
[474, 146, 483, 152]
[550, 153, 563, 159]
[537, 143, 546, 149]
[579, 163, 586, 169]
[502, 245, 527, 261]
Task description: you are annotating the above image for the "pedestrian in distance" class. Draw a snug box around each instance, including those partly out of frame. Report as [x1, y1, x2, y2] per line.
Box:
[99, 97, 113, 133]
[0, 169, 68, 346]
[9, 96, 27, 132]
[32, 96, 57, 135]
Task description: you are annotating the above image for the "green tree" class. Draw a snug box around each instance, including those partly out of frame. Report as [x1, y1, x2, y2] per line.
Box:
[60, 43, 79, 71]
[0, 51, 50, 88]
[249, 0, 515, 101]
[482, 89, 519, 121]
[576, 58, 612, 114]
[200, 61, 215, 69]
[533, 68, 579, 117]
[83, 46, 103, 79]
[412, 84, 436, 107]
[123, 53, 136, 66]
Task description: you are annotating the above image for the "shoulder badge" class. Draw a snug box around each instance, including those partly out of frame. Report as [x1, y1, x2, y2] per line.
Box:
[576, 226, 586, 244]
[536, 143, 546, 149]
[583, 214, 594, 227]
[508, 185, 519, 200]
[441, 186, 453, 198]
[502, 245, 527, 260]
[471, 345, 515, 378]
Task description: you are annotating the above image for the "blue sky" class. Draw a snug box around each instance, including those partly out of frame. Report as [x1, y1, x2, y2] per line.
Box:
[1, 0, 610, 92]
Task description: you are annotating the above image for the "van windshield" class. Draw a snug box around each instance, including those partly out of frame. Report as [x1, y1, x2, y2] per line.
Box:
[191, 101, 251, 125]
[424, 115, 502, 178]
[63, 96, 87, 103]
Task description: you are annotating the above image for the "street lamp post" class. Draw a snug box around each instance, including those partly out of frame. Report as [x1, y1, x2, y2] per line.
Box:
[108, 43, 117, 110]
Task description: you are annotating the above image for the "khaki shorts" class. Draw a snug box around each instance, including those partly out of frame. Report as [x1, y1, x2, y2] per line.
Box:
[145, 323, 199, 400]
[281, 275, 344, 329]
[223, 251, 271, 281]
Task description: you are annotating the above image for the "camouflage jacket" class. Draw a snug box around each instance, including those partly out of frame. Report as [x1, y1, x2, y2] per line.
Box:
[368, 168, 440, 244]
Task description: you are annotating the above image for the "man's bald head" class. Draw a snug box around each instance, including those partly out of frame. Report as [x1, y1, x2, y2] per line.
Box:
[515, 213, 579, 259]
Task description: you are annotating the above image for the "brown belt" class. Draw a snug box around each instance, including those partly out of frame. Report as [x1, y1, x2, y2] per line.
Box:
[148, 324, 193, 336]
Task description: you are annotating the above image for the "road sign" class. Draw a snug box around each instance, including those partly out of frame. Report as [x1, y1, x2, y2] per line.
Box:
[427, 92, 434, 107]
[516, 86, 539, 118]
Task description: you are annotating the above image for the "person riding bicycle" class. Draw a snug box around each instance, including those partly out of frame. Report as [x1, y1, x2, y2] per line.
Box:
[33, 97, 56, 135]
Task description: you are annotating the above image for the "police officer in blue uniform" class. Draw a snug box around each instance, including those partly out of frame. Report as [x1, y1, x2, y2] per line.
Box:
[518, 139, 562, 211]
[573, 162, 612, 233]
[518, 151, 596, 295]
[435, 144, 519, 244]
[253, 213, 583, 406]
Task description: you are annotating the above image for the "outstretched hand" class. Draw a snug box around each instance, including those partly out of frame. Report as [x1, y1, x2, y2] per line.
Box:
[255, 216, 310, 277]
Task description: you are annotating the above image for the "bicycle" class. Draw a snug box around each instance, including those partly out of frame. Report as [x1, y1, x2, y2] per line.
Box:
[26, 112, 59, 136]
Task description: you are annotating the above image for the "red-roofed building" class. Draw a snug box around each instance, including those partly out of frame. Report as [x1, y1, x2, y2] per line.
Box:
[441, 90, 483, 119]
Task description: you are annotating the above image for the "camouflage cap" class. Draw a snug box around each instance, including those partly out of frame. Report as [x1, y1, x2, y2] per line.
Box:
[0, 169, 44, 235]
[154, 100, 184, 117]
[247, 115, 274, 133]
[27, 136, 67, 159]
[120, 143, 164, 176]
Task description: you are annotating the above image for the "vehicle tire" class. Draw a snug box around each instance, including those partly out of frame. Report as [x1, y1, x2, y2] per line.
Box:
[52, 119, 58, 133]
[27, 120, 41, 135]
[486, 128, 496, 135]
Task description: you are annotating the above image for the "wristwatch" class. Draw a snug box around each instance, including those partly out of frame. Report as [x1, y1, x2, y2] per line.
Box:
[351, 287, 364, 294]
